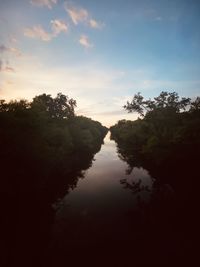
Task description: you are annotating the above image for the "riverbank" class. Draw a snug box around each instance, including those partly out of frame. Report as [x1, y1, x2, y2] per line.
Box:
[0, 95, 108, 267]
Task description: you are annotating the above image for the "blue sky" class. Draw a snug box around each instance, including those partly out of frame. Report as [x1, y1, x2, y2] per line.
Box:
[0, 0, 200, 126]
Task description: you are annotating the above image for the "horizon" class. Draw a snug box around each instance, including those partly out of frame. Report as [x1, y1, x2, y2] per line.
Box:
[0, 0, 200, 127]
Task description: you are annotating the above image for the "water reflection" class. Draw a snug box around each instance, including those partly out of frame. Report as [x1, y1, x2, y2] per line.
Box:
[41, 131, 196, 266]
[47, 132, 159, 265]
[54, 132, 155, 218]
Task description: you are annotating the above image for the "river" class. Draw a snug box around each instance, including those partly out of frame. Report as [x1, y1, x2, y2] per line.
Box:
[48, 132, 156, 264]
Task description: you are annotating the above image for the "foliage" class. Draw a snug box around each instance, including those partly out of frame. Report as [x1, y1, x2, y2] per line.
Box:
[111, 92, 200, 180]
[190, 96, 200, 111]
[0, 93, 108, 267]
[31, 92, 77, 119]
[0, 93, 107, 196]
[124, 91, 191, 117]
[111, 92, 200, 255]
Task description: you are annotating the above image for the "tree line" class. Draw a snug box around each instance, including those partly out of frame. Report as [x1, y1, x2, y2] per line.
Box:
[0, 92, 108, 266]
[0, 92, 108, 196]
[110, 91, 200, 189]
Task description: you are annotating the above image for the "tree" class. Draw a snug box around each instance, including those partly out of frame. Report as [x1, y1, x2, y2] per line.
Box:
[0, 100, 7, 112]
[31, 93, 77, 119]
[0, 99, 29, 112]
[190, 97, 200, 111]
[53, 93, 77, 119]
[31, 94, 53, 113]
[124, 91, 191, 117]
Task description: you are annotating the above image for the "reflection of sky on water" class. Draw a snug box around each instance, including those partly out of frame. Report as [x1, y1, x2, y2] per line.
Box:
[54, 132, 155, 235]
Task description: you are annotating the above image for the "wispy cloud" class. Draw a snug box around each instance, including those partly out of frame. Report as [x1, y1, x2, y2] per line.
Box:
[0, 44, 22, 57]
[64, 2, 103, 29]
[51, 19, 68, 36]
[8, 47, 22, 57]
[9, 36, 18, 44]
[0, 44, 9, 53]
[24, 20, 68, 41]
[64, 2, 88, 25]
[79, 35, 93, 48]
[24, 25, 52, 41]
[4, 66, 15, 72]
[89, 19, 104, 29]
[1, 56, 198, 126]
[0, 59, 15, 73]
[30, 0, 57, 9]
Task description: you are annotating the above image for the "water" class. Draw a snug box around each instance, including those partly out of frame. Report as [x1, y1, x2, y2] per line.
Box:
[45, 132, 189, 266]
[50, 132, 155, 258]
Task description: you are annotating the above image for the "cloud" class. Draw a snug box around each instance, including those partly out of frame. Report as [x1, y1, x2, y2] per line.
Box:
[64, 2, 88, 25]
[0, 59, 124, 102]
[4, 66, 15, 72]
[0, 44, 22, 56]
[89, 19, 103, 29]
[1, 56, 198, 127]
[24, 25, 52, 41]
[51, 19, 68, 36]
[79, 35, 93, 48]
[0, 44, 8, 53]
[8, 47, 22, 57]
[24, 20, 68, 41]
[10, 36, 18, 44]
[64, 2, 103, 29]
[64, 2, 104, 48]
[0, 59, 15, 73]
[30, 0, 57, 9]
[0, 44, 21, 73]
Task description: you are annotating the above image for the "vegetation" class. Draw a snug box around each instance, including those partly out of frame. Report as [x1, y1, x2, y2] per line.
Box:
[110, 92, 200, 265]
[1, 90, 199, 266]
[110, 91, 200, 189]
[0, 92, 107, 196]
[0, 93, 107, 266]
[123, 91, 191, 116]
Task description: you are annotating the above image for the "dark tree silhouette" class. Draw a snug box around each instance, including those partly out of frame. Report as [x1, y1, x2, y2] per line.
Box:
[124, 91, 191, 116]
[190, 96, 200, 111]
[31, 92, 77, 119]
[0, 93, 108, 267]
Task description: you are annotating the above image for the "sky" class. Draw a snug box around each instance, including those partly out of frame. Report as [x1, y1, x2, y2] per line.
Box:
[0, 0, 200, 126]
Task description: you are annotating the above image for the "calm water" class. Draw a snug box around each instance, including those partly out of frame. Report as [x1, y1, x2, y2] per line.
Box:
[51, 132, 155, 252]
[45, 132, 186, 266]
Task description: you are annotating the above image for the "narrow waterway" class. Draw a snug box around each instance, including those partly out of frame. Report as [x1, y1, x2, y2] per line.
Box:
[50, 132, 155, 260]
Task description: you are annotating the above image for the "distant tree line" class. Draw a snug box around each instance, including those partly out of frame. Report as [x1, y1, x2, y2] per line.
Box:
[0, 92, 107, 197]
[111, 92, 200, 264]
[110, 91, 200, 188]
[0, 93, 108, 267]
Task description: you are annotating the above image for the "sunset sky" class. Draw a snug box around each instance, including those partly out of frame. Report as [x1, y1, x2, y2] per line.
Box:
[0, 0, 200, 126]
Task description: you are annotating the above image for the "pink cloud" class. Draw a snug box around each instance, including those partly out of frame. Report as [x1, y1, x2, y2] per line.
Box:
[51, 20, 68, 36]
[89, 19, 104, 29]
[79, 35, 93, 48]
[64, 3, 88, 25]
[24, 25, 52, 41]
[30, 0, 57, 9]
[64, 2, 103, 29]
[0, 44, 22, 57]
[0, 59, 15, 73]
